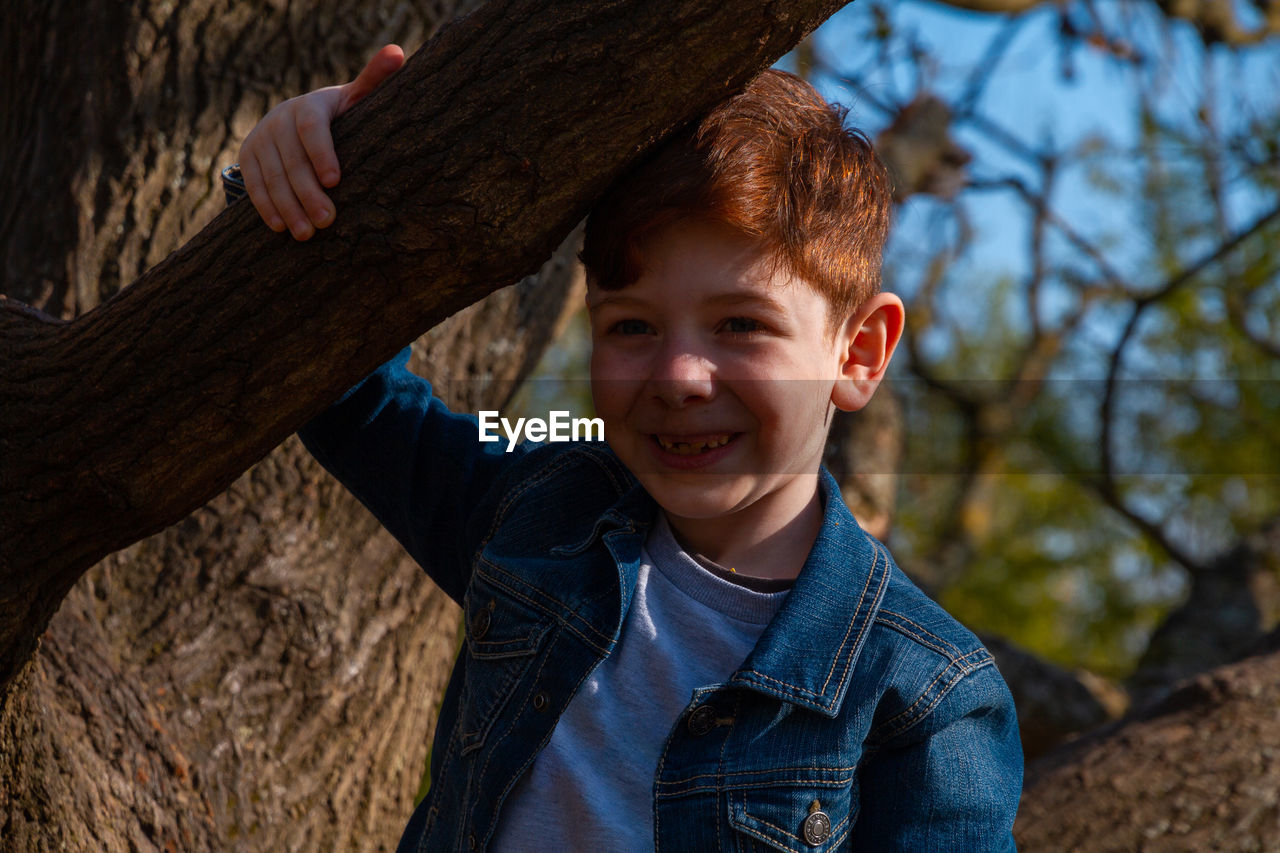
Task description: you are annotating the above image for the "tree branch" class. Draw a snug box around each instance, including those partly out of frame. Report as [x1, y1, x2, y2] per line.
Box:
[1092, 201, 1280, 574]
[1100, 201, 1280, 495]
[0, 0, 853, 699]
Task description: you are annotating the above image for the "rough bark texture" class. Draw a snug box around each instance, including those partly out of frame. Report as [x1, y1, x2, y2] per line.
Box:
[0, 0, 590, 848]
[1016, 628, 1280, 852]
[0, 249, 584, 852]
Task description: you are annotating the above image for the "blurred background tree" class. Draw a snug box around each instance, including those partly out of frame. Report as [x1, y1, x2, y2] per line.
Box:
[803, 0, 1280, 698]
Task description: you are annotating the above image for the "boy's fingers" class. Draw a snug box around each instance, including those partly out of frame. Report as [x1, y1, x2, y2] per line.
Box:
[276, 130, 335, 236]
[296, 101, 342, 188]
[336, 44, 405, 115]
[280, 130, 333, 228]
[255, 144, 314, 241]
[240, 153, 286, 232]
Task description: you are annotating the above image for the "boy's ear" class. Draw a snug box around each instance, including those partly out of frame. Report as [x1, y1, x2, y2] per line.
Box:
[830, 293, 905, 413]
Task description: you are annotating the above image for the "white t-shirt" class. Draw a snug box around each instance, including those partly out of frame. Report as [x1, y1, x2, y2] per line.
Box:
[490, 514, 790, 851]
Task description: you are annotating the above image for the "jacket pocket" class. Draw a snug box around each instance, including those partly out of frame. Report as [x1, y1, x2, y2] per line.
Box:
[457, 578, 547, 755]
[729, 777, 856, 853]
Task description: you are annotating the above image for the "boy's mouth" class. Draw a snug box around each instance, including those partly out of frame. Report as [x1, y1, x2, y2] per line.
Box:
[652, 433, 735, 455]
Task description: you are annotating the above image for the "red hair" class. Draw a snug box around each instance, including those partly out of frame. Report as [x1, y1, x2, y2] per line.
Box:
[581, 69, 892, 327]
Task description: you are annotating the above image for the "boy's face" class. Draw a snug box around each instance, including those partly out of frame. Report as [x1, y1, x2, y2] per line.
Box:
[587, 218, 898, 535]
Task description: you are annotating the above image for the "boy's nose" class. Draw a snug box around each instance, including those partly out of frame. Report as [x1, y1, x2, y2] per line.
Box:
[648, 347, 715, 408]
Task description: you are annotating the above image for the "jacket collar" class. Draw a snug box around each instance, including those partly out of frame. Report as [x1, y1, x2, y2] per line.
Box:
[729, 470, 890, 716]
[599, 466, 890, 718]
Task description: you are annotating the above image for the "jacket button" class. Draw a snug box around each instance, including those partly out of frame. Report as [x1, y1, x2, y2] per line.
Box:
[470, 608, 490, 639]
[802, 806, 832, 846]
[532, 691, 550, 712]
[686, 704, 717, 736]
[470, 599, 494, 640]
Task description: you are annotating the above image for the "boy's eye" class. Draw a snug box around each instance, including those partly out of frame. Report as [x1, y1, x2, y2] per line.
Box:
[610, 318, 653, 336]
[721, 316, 765, 334]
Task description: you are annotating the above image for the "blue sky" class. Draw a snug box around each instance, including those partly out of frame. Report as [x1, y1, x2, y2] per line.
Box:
[779, 1, 1270, 379]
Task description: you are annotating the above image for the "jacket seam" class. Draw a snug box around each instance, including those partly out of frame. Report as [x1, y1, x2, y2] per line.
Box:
[478, 444, 631, 554]
[658, 774, 856, 793]
[661, 764, 859, 782]
[732, 809, 850, 850]
[869, 652, 994, 742]
[474, 560, 614, 655]
[818, 540, 884, 697]
[880, 607, 967, 653]
[736, 540, 887, 709]
[874, 609, 970, 660]
[480, 451, 584, 548]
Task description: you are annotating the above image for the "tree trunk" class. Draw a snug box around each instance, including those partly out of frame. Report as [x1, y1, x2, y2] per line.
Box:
[0, 1, 581, 847]
[1014, 524, 1280, 848]
[1016, 627, 1280, 852]
[0, 0, 848, 848]
[1126, 516, 1280, 710]
[0, 250, 582, 849]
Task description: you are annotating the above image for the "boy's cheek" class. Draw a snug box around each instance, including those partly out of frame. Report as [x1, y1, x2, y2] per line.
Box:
[588, 347, 624, 382]
[588, 377, 637, 426]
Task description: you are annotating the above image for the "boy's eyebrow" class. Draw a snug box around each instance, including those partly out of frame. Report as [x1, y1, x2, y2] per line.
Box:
[702, 292, 789, 312]
[587, 290, 789, 312]
[587, 293, 641, 309]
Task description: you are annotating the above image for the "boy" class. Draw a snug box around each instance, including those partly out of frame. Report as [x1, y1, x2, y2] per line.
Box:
[238, 45, 1022, 851]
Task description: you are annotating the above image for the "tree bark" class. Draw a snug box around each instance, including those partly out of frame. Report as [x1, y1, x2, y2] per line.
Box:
[0, 246, 583, 850]
[0, 0, 850, 848]
[1016, 628, 1280, 851]
[0, 1, 588, 847]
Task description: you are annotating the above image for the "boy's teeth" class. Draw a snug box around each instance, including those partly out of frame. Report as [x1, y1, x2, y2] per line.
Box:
[656, 434, 731, 455]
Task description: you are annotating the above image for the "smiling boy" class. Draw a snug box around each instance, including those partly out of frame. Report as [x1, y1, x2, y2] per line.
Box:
[586, 216, 902, 584]
[238, 46, 1022, 852]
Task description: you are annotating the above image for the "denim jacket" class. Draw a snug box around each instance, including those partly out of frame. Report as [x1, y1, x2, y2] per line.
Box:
[298, 350, 1023, 852]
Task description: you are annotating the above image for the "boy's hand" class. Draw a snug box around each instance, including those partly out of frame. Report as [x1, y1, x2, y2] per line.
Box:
[240, 44, 405, 240]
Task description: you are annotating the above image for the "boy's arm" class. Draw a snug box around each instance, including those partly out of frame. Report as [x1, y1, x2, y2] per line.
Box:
[851, 663, 1023, 851]
[237, 48, 513, 603]
[297, 350, 516, 604]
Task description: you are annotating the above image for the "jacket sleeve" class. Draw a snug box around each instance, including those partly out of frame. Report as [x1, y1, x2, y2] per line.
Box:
[850, 661, 1023, 851]
[297, 347, 523, 604]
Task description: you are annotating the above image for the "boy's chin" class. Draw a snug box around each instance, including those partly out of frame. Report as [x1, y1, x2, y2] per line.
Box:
[643, 470, 824, 524]
[640, 474, 746, 520]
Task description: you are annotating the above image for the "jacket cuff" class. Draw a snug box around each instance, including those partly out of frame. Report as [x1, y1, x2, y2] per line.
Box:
[221, 164, 247, 206]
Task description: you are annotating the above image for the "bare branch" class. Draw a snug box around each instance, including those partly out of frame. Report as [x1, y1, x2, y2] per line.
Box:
[928, 0, 1280, 45]
[1094, 201, 1280, 573]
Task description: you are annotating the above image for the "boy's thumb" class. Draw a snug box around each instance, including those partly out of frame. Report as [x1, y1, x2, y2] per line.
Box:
[338, 44, 406, 115]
